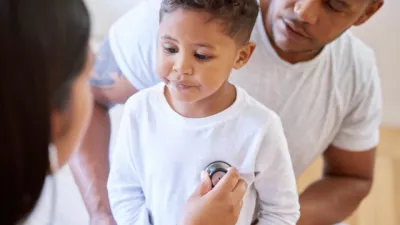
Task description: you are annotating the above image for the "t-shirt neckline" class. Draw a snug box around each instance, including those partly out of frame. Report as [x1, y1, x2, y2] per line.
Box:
[254, 10, 330, 72]
[155, 82, 245, 128]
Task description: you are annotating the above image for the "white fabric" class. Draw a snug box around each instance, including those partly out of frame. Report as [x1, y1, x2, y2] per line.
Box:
[109, 1, 382, 178]
[108, 83, 300, 225]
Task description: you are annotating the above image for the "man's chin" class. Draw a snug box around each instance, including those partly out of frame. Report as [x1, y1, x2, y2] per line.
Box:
[274, 39, 317, 54]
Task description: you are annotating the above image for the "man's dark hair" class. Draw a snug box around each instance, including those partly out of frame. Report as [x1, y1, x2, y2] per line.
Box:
[159, 0, 259, 43]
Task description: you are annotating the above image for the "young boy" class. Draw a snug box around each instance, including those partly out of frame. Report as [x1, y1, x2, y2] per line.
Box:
[107, 0, 300, 224]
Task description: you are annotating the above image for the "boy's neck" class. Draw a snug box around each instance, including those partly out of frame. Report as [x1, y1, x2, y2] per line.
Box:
[165, 82, 237, 118]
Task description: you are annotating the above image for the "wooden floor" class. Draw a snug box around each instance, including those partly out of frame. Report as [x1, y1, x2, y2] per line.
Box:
[297, 127, 400, 225]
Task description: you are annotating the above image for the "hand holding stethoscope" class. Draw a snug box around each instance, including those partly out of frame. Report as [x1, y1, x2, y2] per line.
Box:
[179, 164, 247, 225]
[204, 161, 231, 188]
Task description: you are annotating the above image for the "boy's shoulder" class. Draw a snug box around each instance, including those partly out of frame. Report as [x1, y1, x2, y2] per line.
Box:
[237, 86, 282, 130]
[124, 82, 163, 112]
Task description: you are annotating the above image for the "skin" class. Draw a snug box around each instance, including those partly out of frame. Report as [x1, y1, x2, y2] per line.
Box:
[69, 0, 384, 224]
[51, 50, 94, 171]
[261, 0, 384, 63]
[297, 146, 376, 225]
[180, 168, 248, 225]
[69, 48, 133, 225]
[157, 9, 255, 118]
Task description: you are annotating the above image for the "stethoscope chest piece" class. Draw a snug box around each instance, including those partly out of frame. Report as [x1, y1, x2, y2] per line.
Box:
[205, 161, 231, 188]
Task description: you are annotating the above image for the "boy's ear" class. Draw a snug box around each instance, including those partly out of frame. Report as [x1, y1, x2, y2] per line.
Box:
[233, 42, 256, 70]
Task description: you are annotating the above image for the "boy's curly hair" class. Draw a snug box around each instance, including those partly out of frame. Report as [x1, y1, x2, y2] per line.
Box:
[159, 0, 259, 43]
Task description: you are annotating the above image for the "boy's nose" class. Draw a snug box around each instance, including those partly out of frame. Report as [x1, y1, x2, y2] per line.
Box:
[173, 56, 193, 75]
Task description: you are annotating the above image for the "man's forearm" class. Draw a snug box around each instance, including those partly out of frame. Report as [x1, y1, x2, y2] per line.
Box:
[69, 103, 112, 216]
[297, 175, 372, 225]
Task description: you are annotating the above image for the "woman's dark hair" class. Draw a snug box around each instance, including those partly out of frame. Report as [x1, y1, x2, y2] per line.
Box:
[0, 0, 90, 223]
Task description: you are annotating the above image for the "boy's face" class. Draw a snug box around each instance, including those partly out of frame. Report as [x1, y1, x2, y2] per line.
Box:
[157, 9, 255, 103]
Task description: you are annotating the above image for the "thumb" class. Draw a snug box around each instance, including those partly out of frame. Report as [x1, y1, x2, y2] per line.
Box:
[193, 171, 212, 196]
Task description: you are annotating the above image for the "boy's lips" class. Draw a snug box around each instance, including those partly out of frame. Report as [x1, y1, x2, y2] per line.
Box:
[168, 81, 199, 91]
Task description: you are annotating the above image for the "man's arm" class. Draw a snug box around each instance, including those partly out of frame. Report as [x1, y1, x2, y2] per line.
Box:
[297, 56, 381, 225]
[69, 38, 137, 224]
[297, 145, 375, 225]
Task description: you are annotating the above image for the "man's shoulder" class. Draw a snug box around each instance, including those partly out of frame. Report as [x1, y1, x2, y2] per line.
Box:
[330, 31, 378, 79]
[110, 1, 160, 39]
[106, 1, 160, 90]
[108, 0, 159, 54]
[328, 31, 380, 105]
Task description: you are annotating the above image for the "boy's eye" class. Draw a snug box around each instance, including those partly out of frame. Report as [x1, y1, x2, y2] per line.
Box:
[165, 47, 178, 54]
[163, 45, 178, 54]
[195, 53, 211, 60]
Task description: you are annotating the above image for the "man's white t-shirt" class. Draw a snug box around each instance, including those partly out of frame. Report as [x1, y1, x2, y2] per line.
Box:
[108, 1, 382, 178]
[107, 83, 300, 225]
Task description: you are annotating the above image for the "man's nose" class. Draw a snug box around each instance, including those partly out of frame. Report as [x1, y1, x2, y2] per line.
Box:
[293, 0, 320, 25]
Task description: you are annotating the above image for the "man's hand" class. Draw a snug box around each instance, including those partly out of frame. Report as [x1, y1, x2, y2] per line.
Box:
[179, 168, 248, 225]
[297, 145, 375, 225]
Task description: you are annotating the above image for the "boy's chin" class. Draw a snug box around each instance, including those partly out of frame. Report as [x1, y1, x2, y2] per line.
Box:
[169, 91, 200, 104]
[166, 84, 201, 103]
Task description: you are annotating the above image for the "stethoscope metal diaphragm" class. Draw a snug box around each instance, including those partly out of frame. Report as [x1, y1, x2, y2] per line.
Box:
[204, 161, 231, 188]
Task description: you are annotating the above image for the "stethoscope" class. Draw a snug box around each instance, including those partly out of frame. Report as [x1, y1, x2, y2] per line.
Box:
[204, 161, 231, 188]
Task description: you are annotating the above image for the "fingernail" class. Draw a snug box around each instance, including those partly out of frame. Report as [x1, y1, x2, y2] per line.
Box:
[201, 171, 208, 181]
[228, 167, 236, 173]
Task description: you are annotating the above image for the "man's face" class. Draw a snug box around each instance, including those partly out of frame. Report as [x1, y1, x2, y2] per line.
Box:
[265, 0, 383, 53]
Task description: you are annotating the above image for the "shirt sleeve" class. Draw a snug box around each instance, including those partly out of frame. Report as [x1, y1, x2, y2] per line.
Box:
[107, 99, 151, 225]
[108, 1, 161, 91]
[332, 62, 382, 151]
[255, 113, 300, 225]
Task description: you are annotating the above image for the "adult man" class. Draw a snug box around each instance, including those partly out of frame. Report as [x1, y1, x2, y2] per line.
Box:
[69, 0, 384, 224]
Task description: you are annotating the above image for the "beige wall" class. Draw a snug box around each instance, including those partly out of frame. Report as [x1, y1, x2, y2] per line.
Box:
[351, 0, 400, 127]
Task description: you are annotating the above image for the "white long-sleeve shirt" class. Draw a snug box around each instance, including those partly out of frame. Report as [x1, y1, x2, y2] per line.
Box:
[107, 83, 300, 225]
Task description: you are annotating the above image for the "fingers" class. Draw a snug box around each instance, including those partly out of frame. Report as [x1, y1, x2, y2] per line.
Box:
[212, 167, 240, 194]
[231, 179, 248, 205]
[192, 171, 212, 197]
[233, 199, 243, 220]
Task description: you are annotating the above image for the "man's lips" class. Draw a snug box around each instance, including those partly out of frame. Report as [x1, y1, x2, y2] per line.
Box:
[283, 18, 312, 40]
